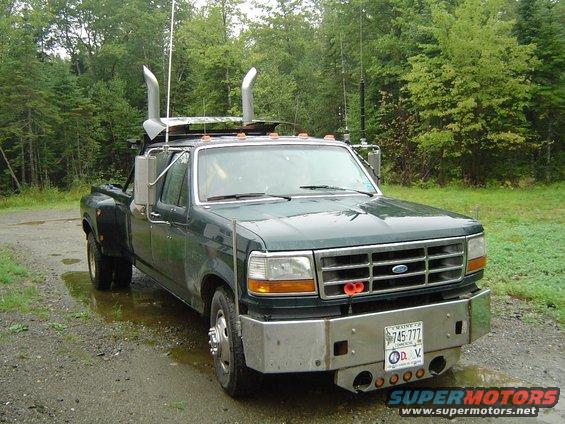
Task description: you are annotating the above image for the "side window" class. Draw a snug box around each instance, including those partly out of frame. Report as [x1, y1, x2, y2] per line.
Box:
[178, 171, 189, 208]
[161, 153, 189, 207]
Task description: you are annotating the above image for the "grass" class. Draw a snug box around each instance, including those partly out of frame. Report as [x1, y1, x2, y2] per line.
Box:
[48, 322, 67, 332]
[385, 183, 565, 323]
[169, 400, 186, 411]
[0, 247, 40, 314]
[0, 184, 89, 212]
[0, 249, 28, 284]
[8, 323, 29, 334]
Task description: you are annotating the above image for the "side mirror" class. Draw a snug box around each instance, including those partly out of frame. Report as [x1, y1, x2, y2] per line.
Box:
[367, 148, 381, 182]
[134, 155, 156, 206]
[128, 138, 141, 150]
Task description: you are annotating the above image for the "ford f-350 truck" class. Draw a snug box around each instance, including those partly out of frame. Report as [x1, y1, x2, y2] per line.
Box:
[80, 67, 490, 397]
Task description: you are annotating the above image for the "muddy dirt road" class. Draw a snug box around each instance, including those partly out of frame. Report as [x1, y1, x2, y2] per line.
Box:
[0, 208, 563, 423]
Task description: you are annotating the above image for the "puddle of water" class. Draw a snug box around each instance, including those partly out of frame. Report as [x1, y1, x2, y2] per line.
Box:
[61, 272, 218, 374]
[15, 217, 80, 226]
[17, 220, 45, 226]
[61, 271, 212, 374]
[167, 346, 212, 369]
[61, 271, 201, 328]
[429, 364, 522, 387]
[61, 258, 81, 265]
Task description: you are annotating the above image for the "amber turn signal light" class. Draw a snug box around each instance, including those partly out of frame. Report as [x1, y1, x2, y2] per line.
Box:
[403, 371, 412, 382]
[416, 368, 425, 378]
[389, 374, 399, 385]
[247, 279, 316, 295]
[375, 377, 385, 388]
[466, 256, 486, 273]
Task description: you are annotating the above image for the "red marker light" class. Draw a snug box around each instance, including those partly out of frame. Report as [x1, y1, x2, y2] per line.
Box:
[343, 282, 356, 296]
[344, 282, 365, 296]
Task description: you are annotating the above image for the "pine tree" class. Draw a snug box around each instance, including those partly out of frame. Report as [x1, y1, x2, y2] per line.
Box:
[515, 0, 564, 180]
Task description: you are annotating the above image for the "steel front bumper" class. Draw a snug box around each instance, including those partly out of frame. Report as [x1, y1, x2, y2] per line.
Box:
[241, 289, 490, 375]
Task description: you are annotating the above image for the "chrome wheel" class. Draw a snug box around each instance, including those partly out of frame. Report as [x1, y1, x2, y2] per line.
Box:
[87, 240, 96, 281]
[209, 309, 230, 374]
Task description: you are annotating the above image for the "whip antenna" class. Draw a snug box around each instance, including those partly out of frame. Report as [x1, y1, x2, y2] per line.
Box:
[165, 0, 176, 145]
[359, 5, 366, 145]
[340, 32, 349, 141]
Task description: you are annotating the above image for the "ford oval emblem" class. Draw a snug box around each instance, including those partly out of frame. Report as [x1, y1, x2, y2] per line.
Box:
[392, 264, 408, 274]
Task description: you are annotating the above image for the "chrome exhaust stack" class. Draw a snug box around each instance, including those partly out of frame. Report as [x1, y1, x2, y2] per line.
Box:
[242, 67, 257, 125]
[143, 65, 160, 120]
[141, 65, 262, 139]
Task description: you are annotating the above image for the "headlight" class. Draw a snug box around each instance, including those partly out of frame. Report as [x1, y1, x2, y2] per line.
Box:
[466, 234, 486, 274]
[247, 251, 317, 296]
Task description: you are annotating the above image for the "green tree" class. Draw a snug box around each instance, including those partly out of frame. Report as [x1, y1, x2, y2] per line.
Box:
[174, 1, 244, 117]
[246, 0, 325, 131]
[89, 79, 141, 178]
[49, 60, 99, 184]
[0, 2, 59, 188]
[405, 0, 536, 184]
[515, 0, 564, 180]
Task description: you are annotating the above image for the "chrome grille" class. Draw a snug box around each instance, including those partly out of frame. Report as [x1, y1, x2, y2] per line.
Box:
[314, 237, 466, 299]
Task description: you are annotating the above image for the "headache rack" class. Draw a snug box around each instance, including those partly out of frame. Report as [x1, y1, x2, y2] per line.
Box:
[314, 237, 466, 300]
[143, 119, 281, 144]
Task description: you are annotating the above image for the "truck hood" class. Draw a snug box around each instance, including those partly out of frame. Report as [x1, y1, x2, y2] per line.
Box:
[208, 195, 483, 250]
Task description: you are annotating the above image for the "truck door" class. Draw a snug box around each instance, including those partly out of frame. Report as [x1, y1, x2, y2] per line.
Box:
[168, 164, 190, 294]
[150, 152, 189, 288]
[130, 150, 170, 266]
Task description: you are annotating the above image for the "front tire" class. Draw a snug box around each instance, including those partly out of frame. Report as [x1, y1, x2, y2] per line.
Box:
[209, 287, 261, 397]
[87, 232, 113, 290]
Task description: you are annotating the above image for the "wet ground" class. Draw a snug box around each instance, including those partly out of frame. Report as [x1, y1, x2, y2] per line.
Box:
[0, 208, 563, 423]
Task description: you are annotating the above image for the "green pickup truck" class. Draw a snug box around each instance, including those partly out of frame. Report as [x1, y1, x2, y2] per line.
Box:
[80, 67, 490, 397]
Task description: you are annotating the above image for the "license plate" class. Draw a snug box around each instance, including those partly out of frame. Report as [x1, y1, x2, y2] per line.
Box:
[384, 321, 424, 371]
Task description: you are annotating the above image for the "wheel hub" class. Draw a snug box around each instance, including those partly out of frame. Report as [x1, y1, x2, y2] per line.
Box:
[209, 310, 230, 373]
[208, 327, 220, 357]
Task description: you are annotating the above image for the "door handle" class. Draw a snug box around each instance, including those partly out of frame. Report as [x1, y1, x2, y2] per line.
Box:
[150, 211, 161, 219]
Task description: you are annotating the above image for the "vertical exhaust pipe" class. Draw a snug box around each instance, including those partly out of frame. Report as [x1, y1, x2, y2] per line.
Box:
[143, 66, 160, 120]
[242, 67, 257, 125]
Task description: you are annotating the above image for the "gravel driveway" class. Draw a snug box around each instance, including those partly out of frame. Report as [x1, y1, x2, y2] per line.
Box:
[0, 208, 562, 423]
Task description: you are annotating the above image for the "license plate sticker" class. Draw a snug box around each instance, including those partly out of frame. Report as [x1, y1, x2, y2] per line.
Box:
[384, 321, 424, 372]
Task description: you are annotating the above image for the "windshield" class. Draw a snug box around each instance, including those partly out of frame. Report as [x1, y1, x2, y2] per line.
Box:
[197, 144, 377, 202]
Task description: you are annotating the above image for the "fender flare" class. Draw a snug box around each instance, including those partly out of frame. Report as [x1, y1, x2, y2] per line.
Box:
[82, 213, 97, 239]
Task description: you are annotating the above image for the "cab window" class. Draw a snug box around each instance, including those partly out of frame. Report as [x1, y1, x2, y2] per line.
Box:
[161, 152, 189, 207]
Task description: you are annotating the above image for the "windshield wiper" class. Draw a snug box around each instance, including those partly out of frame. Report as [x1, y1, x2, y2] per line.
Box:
[207, 192, 291, 202]
[299, 185, 374, 197]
